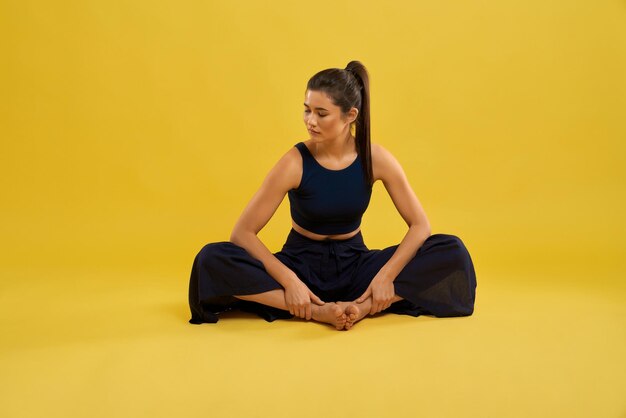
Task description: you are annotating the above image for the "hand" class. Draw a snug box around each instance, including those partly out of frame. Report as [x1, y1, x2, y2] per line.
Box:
[283, 278, 325, 320]
[355, 273, 396, 315]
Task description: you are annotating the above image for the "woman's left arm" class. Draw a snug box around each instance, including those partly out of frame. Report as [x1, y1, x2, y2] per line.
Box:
[355, 144, 431, 313]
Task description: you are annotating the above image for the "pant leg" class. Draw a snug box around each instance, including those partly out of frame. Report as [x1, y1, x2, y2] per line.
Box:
[346, 233, 477, 317]
[188, 241, 296, 324]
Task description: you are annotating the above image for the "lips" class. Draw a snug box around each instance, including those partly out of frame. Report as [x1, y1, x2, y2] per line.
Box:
[308, 129, 319, 134]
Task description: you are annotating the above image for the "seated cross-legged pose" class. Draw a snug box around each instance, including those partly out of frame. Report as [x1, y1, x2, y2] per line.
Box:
[188, 60, 477, 330]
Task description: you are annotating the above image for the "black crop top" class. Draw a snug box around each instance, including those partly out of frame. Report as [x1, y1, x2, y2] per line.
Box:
[287, 141, 373, 235]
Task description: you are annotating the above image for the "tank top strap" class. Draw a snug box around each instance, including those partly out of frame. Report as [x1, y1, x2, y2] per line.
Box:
[293, 142, 317, 190]
[294, 142, 309, 156]
[294, 142, 316, 166]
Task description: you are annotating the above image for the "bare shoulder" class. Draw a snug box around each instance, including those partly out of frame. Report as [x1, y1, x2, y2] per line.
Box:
[271, 141, 305, 191]
[370, 142, 393, 159]
[370, 142, 405, 183]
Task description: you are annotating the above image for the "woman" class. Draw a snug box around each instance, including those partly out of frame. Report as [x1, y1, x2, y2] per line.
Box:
[188, 60, 477, 330]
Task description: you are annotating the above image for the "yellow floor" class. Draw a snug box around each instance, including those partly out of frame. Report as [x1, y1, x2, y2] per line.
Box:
[1, 265, 624, 418]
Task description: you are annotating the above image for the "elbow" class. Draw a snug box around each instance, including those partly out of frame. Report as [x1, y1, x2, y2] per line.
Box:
[229, 227, 254, 245]
[411, 222, 431, 236]
[229, 228, 241, 244]
[421, 216, 432, 236]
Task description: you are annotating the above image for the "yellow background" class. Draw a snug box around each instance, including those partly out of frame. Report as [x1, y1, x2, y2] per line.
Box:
[1, 0, 625, 417]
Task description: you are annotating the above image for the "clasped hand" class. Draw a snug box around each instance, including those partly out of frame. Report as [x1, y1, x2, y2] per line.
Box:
[283, 277, 324, 320]
[355, 273, 396, 315]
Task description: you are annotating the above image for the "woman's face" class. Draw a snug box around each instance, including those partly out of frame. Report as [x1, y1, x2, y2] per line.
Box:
[303, 89, 357, 141]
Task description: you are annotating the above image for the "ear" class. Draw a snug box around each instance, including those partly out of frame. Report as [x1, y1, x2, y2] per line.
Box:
[349, 107, 358, 124]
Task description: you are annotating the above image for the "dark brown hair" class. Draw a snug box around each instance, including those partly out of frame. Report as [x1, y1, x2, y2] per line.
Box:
[305, 60, 373, 190]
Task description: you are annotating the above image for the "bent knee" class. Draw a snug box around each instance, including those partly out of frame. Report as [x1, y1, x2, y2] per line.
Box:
[196, 241, 236, 264]
[441, 234, 472, 268]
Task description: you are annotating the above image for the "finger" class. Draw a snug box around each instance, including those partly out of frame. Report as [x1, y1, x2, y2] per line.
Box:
[356, 287, 371, 303]
[370, 302, 379, 315]
[305, 304, 311, 320]
[311, 292, 325, 305]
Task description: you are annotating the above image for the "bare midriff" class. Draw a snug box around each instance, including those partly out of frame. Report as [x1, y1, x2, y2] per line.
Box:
[291, 220, 361, 241]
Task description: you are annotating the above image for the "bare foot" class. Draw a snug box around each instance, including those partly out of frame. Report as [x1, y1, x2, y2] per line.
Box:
[311, 302, 347, 330]
[335, 299, 371, 330]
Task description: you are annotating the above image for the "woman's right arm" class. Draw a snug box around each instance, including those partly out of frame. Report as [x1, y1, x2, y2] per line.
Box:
[229, 146, 325, 319]
[228, 146, 301, 289]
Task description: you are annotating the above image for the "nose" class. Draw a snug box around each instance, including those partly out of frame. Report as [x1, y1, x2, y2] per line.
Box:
[305, 114, 317, 128]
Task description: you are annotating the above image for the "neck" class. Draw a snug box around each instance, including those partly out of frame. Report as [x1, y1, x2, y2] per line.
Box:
[312, 132, 356, 160]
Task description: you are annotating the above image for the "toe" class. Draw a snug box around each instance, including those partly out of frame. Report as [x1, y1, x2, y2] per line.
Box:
[347, 308, 358, 320]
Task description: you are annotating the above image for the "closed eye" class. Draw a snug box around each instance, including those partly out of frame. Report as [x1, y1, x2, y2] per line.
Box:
[304, 110, 327, 117]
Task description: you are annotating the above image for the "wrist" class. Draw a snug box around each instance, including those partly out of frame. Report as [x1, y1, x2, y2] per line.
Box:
[282, 274, 300, 288]
[377, 268, 396, 283]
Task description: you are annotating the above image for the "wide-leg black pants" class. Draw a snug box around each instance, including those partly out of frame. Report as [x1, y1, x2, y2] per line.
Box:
[188, 228, 477, 324]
